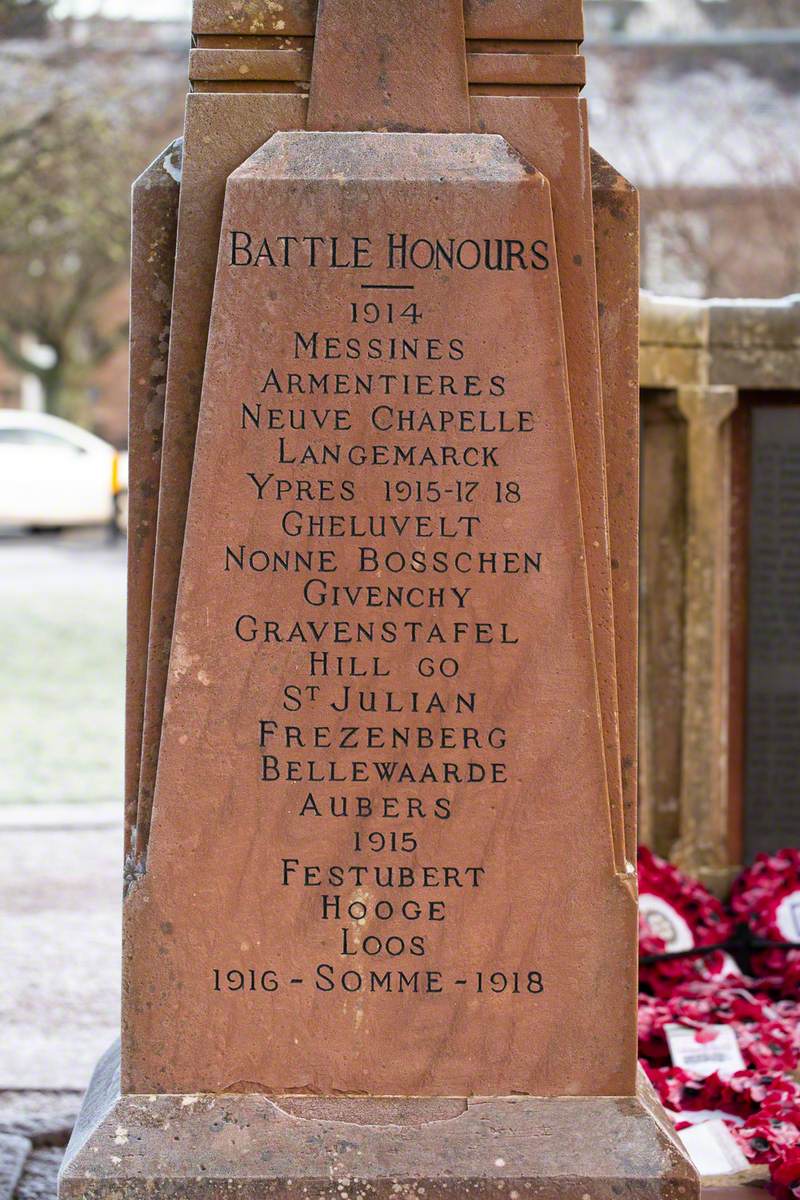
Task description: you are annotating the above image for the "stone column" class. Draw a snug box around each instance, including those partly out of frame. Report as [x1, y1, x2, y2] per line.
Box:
[672, 384, 738, 894]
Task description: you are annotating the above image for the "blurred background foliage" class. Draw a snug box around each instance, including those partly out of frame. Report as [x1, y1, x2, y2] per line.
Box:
[0, 0, 183, 429]
[0, 0, 53, 39]
[0, 0, 798, 438]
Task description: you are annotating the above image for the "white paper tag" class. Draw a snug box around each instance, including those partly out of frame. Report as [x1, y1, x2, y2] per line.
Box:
[666, 1023, 746, 1079]
[678, 1119, 749, 1176]
[675, 1109, 744, 1128]
[639, 893, 695, 951]
[716, 951, 743, 979]
[776, 890, 800, 942]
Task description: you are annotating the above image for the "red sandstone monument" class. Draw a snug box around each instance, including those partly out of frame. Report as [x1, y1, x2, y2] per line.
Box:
[59, 3, 697, 1198]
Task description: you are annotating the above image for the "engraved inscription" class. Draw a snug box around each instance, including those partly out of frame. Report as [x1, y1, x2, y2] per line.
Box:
[211, 227, 547, 995]
[745, 406, 800, 857]
[142, 134, 620, 1095]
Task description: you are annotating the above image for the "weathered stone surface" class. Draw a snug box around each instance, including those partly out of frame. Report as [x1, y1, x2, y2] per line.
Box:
[708, 296, 800, 350]
[190, 48, 314, 84]
[126, 138, 181, 863]
[473, 95, 627, 876]
[592, 149, 640, 861]
[307, 0, 469, 133]
[0, 1134, 31, 1200]
[123, 128, 633, 1098]
[468, 53, 586, 90]
[640, 292, 800, 391]
[137, 89, 630, 884]
[463, 0, 584, 40]
[671, 384, 738, 897]
[190, 0, 584, 41]
[188, 48, 587, 91]
[135, 94, 307, 867]
[62, 1045, 696, 1200]
[639, 295, 800, 885]
[65, 1, 698, 1197]
[136, 105, 628, 898]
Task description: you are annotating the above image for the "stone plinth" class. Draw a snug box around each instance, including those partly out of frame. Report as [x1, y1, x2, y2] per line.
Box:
[61, 1044, 695, 1200]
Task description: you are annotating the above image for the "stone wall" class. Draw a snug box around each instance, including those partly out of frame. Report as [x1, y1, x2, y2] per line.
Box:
[638, 291, 800, 890]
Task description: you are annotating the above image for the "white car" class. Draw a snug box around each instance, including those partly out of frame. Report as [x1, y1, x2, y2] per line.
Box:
[0, 410, 128, 533]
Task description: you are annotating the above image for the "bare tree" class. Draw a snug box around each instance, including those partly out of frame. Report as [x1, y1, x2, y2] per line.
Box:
[587, 50, 800, 298]
[0, 38, 183, 419]
[0, 0, 53, 39]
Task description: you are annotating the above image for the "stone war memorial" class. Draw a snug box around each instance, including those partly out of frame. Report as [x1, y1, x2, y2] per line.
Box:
[60, 2, 698, 1197]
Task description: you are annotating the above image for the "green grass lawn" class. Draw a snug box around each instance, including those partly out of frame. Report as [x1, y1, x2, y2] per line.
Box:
[0, 532, 126, 805]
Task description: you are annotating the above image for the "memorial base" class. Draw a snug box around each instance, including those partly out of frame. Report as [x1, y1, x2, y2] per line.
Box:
[59, 1044, 698, 1200]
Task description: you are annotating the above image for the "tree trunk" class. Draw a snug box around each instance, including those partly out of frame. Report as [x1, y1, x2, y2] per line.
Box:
[40, 365, 66, 416]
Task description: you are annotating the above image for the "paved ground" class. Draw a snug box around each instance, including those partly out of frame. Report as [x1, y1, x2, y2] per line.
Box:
[0, 531, 124, 1094]
[0, 1092, 82, 1200]
[0, 805, 120, 1091]
[0, 530, 126, 806]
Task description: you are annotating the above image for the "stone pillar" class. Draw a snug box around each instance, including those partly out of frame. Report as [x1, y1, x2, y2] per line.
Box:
[60, 5, 699, 1198]
[672, 384, 738, 894]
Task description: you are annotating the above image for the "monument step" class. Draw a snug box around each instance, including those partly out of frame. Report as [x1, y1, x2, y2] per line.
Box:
[61, 1045, 696, 1200]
